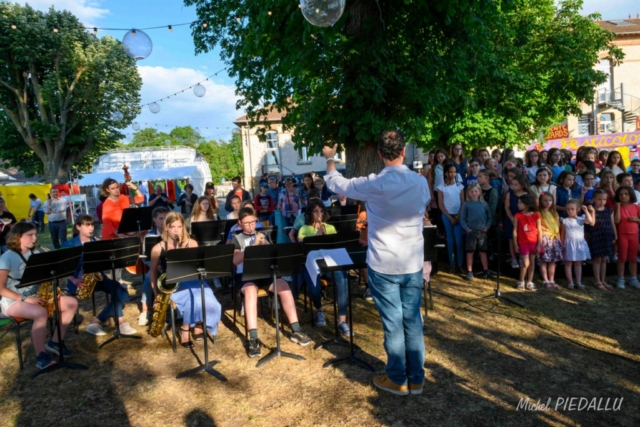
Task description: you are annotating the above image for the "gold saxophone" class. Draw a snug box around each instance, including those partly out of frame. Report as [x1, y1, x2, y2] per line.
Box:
[75, 235, 103, 301]
[149, 273, 180, 337]
[33, 244, 60, 318]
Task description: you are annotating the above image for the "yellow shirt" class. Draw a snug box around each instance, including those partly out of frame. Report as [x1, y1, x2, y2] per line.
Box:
[298, 223, 337, 240]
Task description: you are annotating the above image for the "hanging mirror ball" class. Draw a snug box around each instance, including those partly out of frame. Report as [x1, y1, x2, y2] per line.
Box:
[149, 102, 161, 113]
[122, 29, 153, 60]
[193, 84, 206, 97]
[194, 127, 201, 137]
[111, 111, 123, 121]
[132, 122, 140, 131]
[300, 0, 345, 27]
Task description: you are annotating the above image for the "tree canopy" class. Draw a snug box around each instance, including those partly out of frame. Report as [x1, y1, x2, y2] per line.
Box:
[186, 0, 622, 175]
[0, 3, 142, 182]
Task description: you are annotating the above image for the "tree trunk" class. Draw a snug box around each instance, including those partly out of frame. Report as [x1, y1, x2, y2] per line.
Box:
[345, 141, 383, 178]
[43, 159, 70, 184]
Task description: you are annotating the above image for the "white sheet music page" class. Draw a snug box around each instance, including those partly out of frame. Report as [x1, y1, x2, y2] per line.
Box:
[305, 249, 354, 287]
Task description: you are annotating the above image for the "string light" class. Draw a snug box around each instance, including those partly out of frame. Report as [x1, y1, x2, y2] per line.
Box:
[93, 27, 98, 35]
[168, 25, 172, 32]
[140, 67, 226, 107]
[131, 29, 137, 36]
[53, 26, 59, 33]
[202, 21, 208, 28]
[11, 22, 16, 30]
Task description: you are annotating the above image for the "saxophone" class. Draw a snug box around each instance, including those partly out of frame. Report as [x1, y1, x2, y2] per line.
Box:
[149, 273, 180, 337]
[75, 235, 103, 301]
[33, 244, 59, 318]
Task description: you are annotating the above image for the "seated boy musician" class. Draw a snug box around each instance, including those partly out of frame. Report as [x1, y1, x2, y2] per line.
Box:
[63, 215, 138, 337]
[138, 207, 169, 326]
[232, 207, 312, 358]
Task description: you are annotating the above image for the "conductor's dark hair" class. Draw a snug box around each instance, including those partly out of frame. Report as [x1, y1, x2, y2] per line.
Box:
[378, 130, 405, 161]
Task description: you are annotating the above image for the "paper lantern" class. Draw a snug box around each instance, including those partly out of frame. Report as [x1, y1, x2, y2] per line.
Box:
[122, 29, 153, 60]
[300, 0, 345, 27]
[149, 102, 161, 114]
[193, 84, 206, 97]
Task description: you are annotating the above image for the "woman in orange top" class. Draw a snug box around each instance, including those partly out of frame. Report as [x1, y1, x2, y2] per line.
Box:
[101, 178, 144, 240]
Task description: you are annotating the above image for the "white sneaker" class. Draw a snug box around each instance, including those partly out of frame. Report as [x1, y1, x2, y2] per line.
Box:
[86, 323, 106, 336]
[138, 312, 149, 326]
[119, 322, 138, 335]
[616, 277, 626, 290]
[629, 277, 640, 289]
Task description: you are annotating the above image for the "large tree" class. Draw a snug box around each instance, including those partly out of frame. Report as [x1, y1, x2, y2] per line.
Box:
[186, 0, 621, 176]
[0, 3, 142, 183]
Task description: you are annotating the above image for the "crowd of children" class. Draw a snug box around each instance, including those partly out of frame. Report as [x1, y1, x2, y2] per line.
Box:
[423, 145, 640, 291]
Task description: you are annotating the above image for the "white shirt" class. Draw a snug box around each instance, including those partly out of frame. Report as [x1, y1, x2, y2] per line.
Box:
[324, 165, 430, 275]
[436, 182, 464, 215]
[46, 198, 68, 222]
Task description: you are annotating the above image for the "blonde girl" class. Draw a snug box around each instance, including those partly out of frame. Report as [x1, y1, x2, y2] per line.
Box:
[538, 192, 562, 289]
[560, 199, 595, 289]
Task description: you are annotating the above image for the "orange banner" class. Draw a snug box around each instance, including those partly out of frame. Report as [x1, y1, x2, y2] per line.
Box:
[546, 124, 569, 141]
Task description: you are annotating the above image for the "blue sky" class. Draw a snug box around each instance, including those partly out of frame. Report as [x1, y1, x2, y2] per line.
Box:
[19, 0, 640, 142]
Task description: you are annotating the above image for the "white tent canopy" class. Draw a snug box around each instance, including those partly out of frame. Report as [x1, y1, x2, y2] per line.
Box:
[79, 147, 212, 196]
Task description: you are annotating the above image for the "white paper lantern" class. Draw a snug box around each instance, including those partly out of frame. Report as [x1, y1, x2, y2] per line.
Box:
[149, 102, 161, 114]
[122, 29, 153, 60]
[165, 139, 171, 146]
[111, 111, 123, 121]
[193, 84, 206, 97]
[132, 122, 140, 130]
[300, 0, 345, 27]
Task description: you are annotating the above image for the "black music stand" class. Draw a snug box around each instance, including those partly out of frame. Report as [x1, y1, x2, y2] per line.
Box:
[242, 243, 305, 368]
[143, 235, 162, 260]
[327, 215, 358, 235]
[83, 237, 142, 348]
[167, 245, 235, 381]
[18, 246, 88, 378]
[118, 207, 153, 284]
[302, 232, 359, 348]
[191, 220, 228, 245]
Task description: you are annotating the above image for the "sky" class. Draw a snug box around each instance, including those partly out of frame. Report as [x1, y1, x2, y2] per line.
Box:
[16, 0, 640, 143]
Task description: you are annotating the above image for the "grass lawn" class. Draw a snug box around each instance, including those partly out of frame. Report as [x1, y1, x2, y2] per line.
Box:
[1, 261, 639, 426]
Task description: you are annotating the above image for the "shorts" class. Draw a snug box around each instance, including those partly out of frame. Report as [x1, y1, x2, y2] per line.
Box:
[0, 297, 15, 315]
[518, 242, 540, 256]
[465, 229, 487, 252]
[234, 274, 272, 292]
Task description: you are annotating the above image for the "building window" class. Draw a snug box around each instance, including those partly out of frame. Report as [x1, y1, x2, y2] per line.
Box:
[600, 113, 618, 134]
[298, 146, 311, 163]
[265, 131, 280, 166]
[578, 115, 591, 136]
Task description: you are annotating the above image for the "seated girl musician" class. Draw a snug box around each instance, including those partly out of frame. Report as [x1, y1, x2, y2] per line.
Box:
[149, 212, 222, 348]
[63, 215, 138, 337]
[0, 223, 78, 370]
[298, 199, 352, 337]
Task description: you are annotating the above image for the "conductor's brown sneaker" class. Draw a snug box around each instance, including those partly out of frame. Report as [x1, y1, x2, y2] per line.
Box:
[373, 375, 409, 396]
[409, 380, 424, 395]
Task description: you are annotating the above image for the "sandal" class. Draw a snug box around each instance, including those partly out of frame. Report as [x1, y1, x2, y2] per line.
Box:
[543, 281, 553, 289]
[576, 283, 585, 290]
[567, 282, 575, 290]
[180, 327, 193, 348]
[602, 281, 613, 290]
[192, 326, 204, 343]
[551, 281, 560, 290]
[594, 282, 608, 291]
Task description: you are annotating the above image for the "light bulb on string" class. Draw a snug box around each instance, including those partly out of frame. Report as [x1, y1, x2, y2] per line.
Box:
[122, 29, 152, 60]
[168, 25, 173, 32]
[193, 84, 206, 97]
[93, 27, 98, 35]
[149, 102, 161, 113]
[300, 0, 345, 27]
[268, 11, 272, 15]
[53, 26, 59, 33]
[11, 22, 17, 30]
[202, 21, 208, 28]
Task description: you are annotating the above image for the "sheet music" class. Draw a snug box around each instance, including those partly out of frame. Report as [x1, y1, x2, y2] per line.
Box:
[304, 249, 354, 287]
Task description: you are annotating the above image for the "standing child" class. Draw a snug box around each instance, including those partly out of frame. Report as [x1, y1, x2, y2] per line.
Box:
[597, 169, 617, 210]
[254, 182, 275, 222]
[478, 170, 498, 222]
[547, 148, 565, 183]
[614, 186, 640, 289]
[504, 174, 531, 268]
[460, 183, 493, 281]
[437, 163, 465, 274]
[630, 159, 640, 184]
[530, 167, 556, 205]
[464, 158, 481, 188]
[588, 190, 616, 290]
[556, 171, 581, 218]
[538, 192, 563, 289]
[513, 194, 541, 290]
[580, 172, 596, 206]
[604, 150, 626, 177]
[560, 199, 595, 289]
[524, 150, 543, 184]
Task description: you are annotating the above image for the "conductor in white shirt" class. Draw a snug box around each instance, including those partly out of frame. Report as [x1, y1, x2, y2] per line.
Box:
[322, 130, 430, 396]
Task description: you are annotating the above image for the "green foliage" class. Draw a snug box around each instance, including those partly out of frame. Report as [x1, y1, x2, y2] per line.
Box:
[0, 3, 142, 182]
[185, 0, 622, 158]
[126, 127, 244, 183]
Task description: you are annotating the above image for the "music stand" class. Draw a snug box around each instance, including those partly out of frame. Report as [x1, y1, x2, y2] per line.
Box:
[191, 220, 228, 245]
[83, 237, 142, 348]
[166, 245, 235, 381]
[302, 232, 360, 351]
[242, 243, 305, 368]
[118, 207, 153, 284]
[326, 215, 358, 235]
[18, 246, 88, 378]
